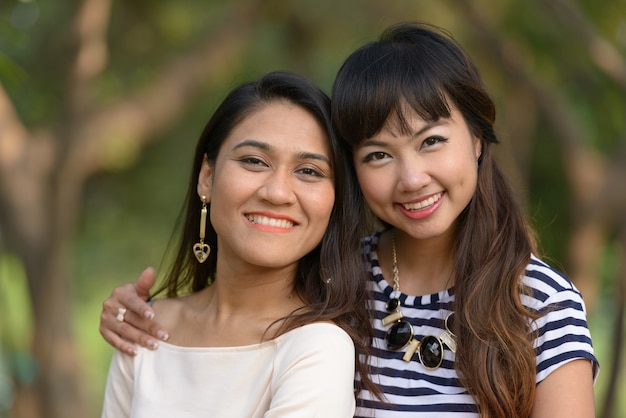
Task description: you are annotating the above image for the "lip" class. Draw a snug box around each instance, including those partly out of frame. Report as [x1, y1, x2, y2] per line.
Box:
[244, 212, 298, 232]
[397, 192, 444, 220]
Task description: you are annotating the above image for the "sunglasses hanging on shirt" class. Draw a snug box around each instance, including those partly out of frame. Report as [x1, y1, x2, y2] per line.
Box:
[383, 305, 456, 369]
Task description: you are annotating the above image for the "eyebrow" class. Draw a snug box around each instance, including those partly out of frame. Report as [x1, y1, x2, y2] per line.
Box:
[233, 139, 271, 151]
[233, 139, 331, 166]
[411, 119, 449, 138]
[359, 119, 450, 147]
[297, 151, 331, 166]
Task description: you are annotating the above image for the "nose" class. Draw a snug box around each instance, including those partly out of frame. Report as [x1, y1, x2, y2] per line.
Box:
[396, 158, 430, 192]
[257, 169, 297, 205]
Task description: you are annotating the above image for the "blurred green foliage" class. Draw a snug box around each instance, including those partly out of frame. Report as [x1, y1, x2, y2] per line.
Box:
[1, 0, 624, 416]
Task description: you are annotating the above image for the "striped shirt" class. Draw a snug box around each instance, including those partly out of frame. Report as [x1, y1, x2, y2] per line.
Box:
[355, 231, 599, 417]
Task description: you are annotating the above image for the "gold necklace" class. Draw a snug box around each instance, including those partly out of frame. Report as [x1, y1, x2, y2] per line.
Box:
[381, 233, 457, 368]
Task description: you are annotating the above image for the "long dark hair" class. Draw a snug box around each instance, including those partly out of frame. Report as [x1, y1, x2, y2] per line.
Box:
[332, 22, 539, 417]
[152, 70, 376, 396]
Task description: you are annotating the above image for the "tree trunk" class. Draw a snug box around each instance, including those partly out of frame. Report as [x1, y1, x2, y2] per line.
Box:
[1, 1, 263, 416]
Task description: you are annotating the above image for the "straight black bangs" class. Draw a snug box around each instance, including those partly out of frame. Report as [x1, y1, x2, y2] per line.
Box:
[332, 41, 459, 147]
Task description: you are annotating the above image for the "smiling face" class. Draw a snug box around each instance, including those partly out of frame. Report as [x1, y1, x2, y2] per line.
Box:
[197, 100, 335, 272]
[353, 105, 481, 246]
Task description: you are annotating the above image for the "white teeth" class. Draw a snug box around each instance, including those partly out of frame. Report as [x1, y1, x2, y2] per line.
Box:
[402, 192, 442, 211]
[246, 215, 294, 228]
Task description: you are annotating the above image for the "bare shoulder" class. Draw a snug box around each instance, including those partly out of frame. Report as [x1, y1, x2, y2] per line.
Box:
[151, 296, 189, 330]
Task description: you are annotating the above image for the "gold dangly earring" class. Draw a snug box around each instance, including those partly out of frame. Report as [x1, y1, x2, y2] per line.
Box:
[193, 196, 210, 263]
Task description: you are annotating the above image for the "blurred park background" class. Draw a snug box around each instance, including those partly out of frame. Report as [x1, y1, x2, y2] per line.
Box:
[0, 0, 625, 417]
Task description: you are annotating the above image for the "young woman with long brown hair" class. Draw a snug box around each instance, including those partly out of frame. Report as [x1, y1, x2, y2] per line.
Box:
[329, 22, 598, 417]
[101, 70, 376, 417]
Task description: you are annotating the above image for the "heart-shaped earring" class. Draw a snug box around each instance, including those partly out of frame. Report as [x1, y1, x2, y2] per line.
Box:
[193, 243, 210, 263]
[192, 196, 211, 264]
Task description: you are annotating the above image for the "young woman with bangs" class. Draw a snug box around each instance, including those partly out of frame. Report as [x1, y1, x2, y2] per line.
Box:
[330, 22, 598, 418]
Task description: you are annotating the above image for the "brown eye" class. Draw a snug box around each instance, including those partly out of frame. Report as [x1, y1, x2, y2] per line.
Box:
[421, 136, 447, 150]
[363, 151, 389, 163]
[297, 167, 323, 177]
[240, 157, 268, 166]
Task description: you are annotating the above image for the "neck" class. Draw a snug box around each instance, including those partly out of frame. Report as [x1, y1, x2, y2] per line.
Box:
[206, 263, 303, 317]
[383, 229, 454, 296]
[162, 264, 304, 347]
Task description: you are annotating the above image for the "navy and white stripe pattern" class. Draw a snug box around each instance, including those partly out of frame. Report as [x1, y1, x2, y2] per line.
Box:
[355, 231, 599, 417]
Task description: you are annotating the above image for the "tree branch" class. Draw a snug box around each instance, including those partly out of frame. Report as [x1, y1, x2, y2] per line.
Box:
[543, 0, 626, 90]
[68, 0, 112, 113]
[0, 83, 53, 247]
[0, 82, 29, 172]
[65, 0, 265, 181]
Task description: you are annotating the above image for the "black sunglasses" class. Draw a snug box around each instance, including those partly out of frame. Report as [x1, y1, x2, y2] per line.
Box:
[383, 298, 456, 370]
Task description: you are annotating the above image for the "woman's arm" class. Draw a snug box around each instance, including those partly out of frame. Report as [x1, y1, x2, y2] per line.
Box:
[99, 267, 171, 355]
[531, 359, 596, 418]
[526, 259, 598, 417]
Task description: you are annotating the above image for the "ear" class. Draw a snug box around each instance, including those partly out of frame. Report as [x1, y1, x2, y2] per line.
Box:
[197, 155, 213, 201]
[473, 135, 483, 164]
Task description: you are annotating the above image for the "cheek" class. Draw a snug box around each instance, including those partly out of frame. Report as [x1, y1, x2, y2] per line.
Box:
[303, 189, 335, 249]
[207, 176, 248, 228]
[357, 170, 372, 204]
[357, 169, 387, 206]
[308, 187, 335, 225]
[324, 189, 336, 221]
[446, 147, 478, 181]
[452, 159, 478, 197]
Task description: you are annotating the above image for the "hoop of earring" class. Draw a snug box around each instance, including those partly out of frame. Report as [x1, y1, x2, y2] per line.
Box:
[193, 195, 210, 263]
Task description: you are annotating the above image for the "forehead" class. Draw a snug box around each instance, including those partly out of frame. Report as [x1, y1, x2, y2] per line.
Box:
[380, 102, 461, 137]
[225, 101, 331, 154]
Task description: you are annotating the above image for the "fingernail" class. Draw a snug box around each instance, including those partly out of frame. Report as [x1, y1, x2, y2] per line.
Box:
[147, 340, 159, 350]
[157, 330, 169, 341]
[144, 311, 155, 320]
[127, 347, 137, 356]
